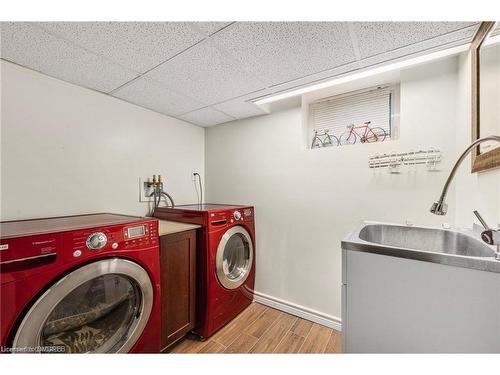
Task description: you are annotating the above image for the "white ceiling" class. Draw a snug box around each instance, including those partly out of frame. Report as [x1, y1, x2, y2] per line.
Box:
[1, 22, 479, 127]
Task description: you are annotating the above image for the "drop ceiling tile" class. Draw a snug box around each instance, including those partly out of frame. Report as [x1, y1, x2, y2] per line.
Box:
[211, 22, 302, 85]
[243, 22, 479, 104]
[112, 77, 205, 116]
[213, 98, 269, 119]
[37, 22, 213, 73]
[276, 22, 356, 76]
[352, 22, 477, 59]
[358, 24, 479, 69]
[146, 39, 267, 105]
[212, 22, 356, 86]
[1, 22, 138, 93]
[178, 106, 235, 127]
[190, 22, 232, 36]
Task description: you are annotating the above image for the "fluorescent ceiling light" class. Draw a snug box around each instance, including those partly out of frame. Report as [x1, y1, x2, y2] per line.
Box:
[253, 43, 470, 106]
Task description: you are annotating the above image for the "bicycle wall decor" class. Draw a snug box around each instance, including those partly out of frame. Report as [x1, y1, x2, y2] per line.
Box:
[311, 129, 339, 148]
[311, 121, 388, 149]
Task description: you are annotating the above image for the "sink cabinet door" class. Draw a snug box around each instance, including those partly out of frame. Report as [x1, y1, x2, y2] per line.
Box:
[343, 250, 500, 353]
[160, 230, 196, 351]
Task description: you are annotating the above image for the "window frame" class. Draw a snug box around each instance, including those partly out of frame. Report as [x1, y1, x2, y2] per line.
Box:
[304, 83, 400, 149]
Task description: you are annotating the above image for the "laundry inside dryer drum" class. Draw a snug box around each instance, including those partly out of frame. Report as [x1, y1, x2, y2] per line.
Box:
[41, 274, 141, 353]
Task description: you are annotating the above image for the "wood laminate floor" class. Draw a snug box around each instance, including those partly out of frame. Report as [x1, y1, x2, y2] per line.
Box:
[168, 302, 342, 354]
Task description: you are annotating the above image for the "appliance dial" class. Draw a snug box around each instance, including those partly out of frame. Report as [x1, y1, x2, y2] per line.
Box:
[233, 210, 242, 221]
[86, 232, 107, 250]
[481, 231, 493, 245]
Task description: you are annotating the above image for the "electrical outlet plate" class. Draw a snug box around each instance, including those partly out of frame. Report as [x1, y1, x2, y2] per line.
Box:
[139, 177, 154, 202]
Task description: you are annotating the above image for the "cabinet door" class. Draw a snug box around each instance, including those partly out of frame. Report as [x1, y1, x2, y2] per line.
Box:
[344, 250, 500, 353]
[160, 230, 196, 350]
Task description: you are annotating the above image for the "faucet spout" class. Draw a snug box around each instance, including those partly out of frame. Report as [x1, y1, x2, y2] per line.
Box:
[430, 135, 500, 215]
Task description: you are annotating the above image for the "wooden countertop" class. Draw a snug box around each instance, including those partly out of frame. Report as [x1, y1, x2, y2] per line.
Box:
[158, 220, 201, 236]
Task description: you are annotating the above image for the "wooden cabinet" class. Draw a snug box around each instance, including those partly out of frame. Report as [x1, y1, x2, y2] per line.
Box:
[159, 229, 196, 351]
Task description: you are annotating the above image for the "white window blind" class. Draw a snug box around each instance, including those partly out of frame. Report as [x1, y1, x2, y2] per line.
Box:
[309, 85, 396, 146]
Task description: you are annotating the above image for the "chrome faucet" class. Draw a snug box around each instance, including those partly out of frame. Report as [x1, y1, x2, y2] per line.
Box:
[430, 135, 500, 215]
[473, 210, 500, 260]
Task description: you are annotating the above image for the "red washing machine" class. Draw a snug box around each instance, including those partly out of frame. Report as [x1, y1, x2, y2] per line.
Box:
[0, 213, 161, 353]
[155, 204, 256, 339]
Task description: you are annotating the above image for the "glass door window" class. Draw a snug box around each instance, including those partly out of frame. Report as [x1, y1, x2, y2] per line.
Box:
[13, 259, 153, 353]
[41, 274, 140, 353]
[216, 226, 253, 290]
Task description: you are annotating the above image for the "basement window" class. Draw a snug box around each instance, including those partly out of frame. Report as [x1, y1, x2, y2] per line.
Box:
[308, 84, 400, 149]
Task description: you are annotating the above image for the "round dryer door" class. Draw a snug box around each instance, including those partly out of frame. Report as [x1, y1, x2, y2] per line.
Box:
[215, 226, 253, 290]
[12, 259, 153, 353]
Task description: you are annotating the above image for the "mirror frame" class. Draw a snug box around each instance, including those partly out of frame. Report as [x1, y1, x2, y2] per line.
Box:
[471, 21, 500, 173]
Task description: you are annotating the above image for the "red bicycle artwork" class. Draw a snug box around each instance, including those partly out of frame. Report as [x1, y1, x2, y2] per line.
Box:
[339, 121, 387, 145]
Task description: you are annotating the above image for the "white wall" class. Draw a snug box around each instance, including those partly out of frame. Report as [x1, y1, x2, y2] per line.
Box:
[454, 52, 500, 229]
[1, 61, 204, 220]
[205, 57, 467, 323]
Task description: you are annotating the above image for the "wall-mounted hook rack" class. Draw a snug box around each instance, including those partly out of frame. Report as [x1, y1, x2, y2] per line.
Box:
[369, 148, 441, 170]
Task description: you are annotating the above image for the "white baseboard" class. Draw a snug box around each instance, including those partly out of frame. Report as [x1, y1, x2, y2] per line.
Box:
[253, 291, 342, 331]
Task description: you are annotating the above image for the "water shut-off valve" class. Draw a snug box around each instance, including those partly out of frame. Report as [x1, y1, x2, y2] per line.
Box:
[147, 174, 175, 216]
[146, 174, 163, 190]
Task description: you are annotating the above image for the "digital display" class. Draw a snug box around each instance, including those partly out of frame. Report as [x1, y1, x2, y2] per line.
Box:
[127, 226, 145, 238]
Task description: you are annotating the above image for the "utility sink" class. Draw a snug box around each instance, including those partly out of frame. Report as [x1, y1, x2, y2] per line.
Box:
[359, 224, 495, 258]
[343, 222, 500, 273]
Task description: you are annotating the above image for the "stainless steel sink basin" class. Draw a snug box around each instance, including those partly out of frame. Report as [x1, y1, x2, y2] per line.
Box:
[343, 222, 500, 273]
[359, 224, 495, 258]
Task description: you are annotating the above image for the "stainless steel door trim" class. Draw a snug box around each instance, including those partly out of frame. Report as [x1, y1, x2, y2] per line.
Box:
[12, 258, 153, 353]
[0, 252, 56, 265]
[215, 226, 253, 290]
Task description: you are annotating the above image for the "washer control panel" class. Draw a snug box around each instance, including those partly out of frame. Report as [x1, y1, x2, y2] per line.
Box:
[208, 207, 254, 229]
[0, 217, 159, 279]
[70, 219, 158, 258]
[123, 222, 157, 250]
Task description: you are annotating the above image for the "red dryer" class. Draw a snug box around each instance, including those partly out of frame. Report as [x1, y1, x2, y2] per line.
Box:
[0, 213, 161, 353]
[155, 204, 256, 339]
